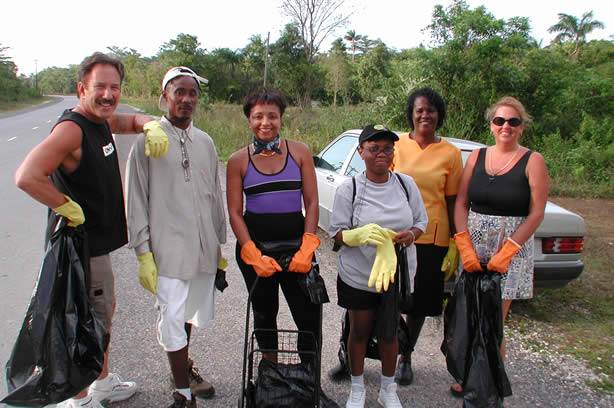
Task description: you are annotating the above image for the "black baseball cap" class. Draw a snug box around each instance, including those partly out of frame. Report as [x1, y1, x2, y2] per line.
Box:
[359, 124, 399, 144]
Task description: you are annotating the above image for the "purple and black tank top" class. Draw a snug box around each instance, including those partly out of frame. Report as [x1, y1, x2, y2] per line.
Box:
[243, 140, 305, 242]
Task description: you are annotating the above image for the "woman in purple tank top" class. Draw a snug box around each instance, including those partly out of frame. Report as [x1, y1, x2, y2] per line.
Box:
[226, 89, 322, 364]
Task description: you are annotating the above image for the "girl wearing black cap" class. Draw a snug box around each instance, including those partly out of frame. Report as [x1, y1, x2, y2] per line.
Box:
[329, 124, 427, 408]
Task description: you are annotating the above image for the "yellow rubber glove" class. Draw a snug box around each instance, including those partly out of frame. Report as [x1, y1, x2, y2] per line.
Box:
[289, 233, 321, 273]
[53, 195, 85, 227]
[342, 223, 387, 247]
[441, 239, 460, 281]
[218, 257, 228, 270]
[240, 240, 282, 278]
[368, 230, 397, 292]
[453, 231, 482, 273]
[487, 239, 522, 274]
[143, 120, 169, 158]
[137, 252, 158, 294]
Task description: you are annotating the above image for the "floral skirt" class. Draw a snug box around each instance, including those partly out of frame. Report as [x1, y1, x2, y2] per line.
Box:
[468, 210, 534, 300]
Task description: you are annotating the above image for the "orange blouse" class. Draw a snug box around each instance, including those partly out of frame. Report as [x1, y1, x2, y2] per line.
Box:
[391, 133, 463, 246]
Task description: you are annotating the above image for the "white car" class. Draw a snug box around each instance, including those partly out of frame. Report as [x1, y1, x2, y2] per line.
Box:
[314, 130, 585, 288]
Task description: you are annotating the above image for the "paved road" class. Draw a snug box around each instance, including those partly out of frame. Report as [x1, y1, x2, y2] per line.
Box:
[1, 97, 611, 407]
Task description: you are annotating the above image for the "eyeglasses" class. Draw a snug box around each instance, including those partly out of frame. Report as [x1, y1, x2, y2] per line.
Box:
[492, 117, 522, 127]
[365, 145, 395, 155]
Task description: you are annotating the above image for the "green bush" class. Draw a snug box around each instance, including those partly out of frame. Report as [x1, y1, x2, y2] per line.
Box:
[539, 114, 614, 197]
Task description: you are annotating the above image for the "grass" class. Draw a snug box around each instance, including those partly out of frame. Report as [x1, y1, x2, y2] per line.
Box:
[508, 197, 614, 393]
[122, 97, 371, 163]
[0, 96, 55, 113]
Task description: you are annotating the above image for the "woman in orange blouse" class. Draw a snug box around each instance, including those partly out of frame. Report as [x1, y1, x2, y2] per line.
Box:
[391, 87, 463, 386]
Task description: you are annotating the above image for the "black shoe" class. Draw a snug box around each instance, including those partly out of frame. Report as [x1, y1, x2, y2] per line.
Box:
[170, 359, 215, 399]
[187, 360, 215, 399]
[395, 355, 413, 385]
[327, 362, 350, 382]
[168, 391, 196, 408]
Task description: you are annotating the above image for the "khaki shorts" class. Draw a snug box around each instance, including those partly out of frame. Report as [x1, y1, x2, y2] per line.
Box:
[89, 254, 116, 328]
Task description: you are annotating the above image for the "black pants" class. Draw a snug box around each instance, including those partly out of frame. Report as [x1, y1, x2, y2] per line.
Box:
[410, 244, 448, 317]
[236, 243, 320, 362]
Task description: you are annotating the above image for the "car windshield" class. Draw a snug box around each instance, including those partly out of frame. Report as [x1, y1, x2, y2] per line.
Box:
[346, 148, 364, 177]
[316, 135, 356, 173]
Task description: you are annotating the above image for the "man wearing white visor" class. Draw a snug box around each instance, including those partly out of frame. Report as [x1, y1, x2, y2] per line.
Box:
[125, 66, 227, 408]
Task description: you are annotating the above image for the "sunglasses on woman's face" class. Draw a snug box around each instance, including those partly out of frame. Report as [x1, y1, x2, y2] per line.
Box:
[492, 117, 522, 127]
[365, 145, 395, 155]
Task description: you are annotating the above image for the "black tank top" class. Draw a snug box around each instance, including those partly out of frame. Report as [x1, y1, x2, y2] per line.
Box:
[468, 147, 532, 217]
[46, 109, 128, 256]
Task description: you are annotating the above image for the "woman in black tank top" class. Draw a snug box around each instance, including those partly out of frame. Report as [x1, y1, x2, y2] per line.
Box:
[451, 97, 549, 401]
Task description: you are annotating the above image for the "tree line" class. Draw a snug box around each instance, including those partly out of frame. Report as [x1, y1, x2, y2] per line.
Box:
[2, 0, 612, 196]
[0, 46, 40, 104]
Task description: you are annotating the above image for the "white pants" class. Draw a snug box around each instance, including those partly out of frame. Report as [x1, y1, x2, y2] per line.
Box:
[155, 273, 216, 352]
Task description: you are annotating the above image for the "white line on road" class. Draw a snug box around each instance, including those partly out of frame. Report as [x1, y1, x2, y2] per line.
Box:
[7, 137, 16, 142]
[47, 120, 52, 123]
[32, 126, 39, 130]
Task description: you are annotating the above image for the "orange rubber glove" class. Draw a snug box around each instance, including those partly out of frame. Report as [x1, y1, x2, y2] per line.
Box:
[240, 240, 282, 278]
[453, 231, 482, 272]
[289, 233, 321, 273]
[487, 238, 522, 274]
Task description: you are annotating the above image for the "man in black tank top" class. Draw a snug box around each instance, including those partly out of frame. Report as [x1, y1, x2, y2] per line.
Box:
[14, 52, 169, 408]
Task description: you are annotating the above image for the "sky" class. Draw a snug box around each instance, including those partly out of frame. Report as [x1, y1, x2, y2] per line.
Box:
[2, 0, 612, 77]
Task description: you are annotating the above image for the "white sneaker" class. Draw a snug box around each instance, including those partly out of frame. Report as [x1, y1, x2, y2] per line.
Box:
[88, 373, 136, 403]
[56, 395, 104, 407]
[346, 384, 366, 408]
[377, 382, 403, 407]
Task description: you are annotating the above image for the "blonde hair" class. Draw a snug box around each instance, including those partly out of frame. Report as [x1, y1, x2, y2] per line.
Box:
[485, 96, 532, 124]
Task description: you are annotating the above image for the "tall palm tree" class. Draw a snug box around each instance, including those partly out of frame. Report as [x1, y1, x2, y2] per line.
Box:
[344, 30, 363, 61]
[548, 11, 605, 59]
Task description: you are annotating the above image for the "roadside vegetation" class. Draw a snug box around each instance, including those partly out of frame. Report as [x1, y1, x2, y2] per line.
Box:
[25, 1, 612, 198]
[0, 45, 44, 112]
[0, 96, 54, 113]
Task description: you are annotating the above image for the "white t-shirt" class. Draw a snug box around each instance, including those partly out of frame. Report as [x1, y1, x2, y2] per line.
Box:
[328, 171, 428, 293]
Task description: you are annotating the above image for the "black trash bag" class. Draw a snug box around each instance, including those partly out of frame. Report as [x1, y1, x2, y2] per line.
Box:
[2, 224, 109, 407]
[297, 263, 330, 305]
[395, 244, 413, 314]
[441, 270, 512, 408]
[251, 358, 339, 408]
[377, 276, 400, 341]
[255, 238, 302, 272]
[256, 238, 329, 306]
[336, 245, 410, 367]
[338, 306, 410, 366]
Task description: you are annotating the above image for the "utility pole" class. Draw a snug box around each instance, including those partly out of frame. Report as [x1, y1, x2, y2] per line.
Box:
[34, 59, 38, 91]
[263, 32, 270, 88]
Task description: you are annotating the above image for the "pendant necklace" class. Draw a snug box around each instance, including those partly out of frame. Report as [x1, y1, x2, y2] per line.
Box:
[488, 147, 520, 182]
[258, 149, 276, 157]
[251, 144, 276, 157]
[170, 125, 191, 182]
